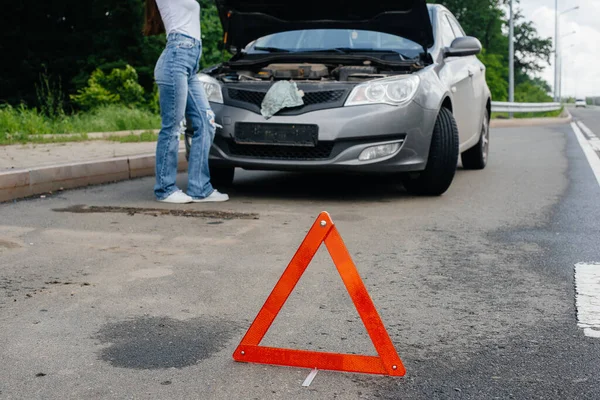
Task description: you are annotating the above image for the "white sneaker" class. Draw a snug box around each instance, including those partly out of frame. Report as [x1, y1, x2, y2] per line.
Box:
[157, 190, 193, 204]
[191, 190, 229, 202]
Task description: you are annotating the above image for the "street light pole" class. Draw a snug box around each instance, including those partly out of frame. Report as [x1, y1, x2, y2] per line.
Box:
[560, 43, 575, 100]
[554, 0, 559, 102]
[509, 0, 515, 118]
[554, 5, 579, 102]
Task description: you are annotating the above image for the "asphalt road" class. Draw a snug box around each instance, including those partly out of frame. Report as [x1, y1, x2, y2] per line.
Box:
[1, 108, 600, 399]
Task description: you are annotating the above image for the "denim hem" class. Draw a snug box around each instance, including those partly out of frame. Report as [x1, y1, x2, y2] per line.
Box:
[190, 189, 215, 201]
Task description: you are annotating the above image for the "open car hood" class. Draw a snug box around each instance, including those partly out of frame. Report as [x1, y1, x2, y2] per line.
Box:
[215, 0, 434, 53]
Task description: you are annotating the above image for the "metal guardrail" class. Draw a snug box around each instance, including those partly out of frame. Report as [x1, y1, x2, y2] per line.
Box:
[491, 101, 562, 113]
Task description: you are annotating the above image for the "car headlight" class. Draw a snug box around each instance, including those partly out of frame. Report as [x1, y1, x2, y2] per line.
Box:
[198, 74, 224, 104]
[345, 75, 420, 107]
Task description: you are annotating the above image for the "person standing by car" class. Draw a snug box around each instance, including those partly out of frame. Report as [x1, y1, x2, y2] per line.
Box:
[144, 0, 229, 203]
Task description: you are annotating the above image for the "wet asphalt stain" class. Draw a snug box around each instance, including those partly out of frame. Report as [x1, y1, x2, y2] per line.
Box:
[0, 239, 21, 250]
[53, 205, 259, 220]
[95, 316, 242, 370]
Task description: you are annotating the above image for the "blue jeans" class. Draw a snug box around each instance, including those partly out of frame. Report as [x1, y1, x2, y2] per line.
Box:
[154, 32, 215, 200]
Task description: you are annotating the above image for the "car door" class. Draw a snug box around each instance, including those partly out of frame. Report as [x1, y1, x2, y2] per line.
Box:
[437, 12, 477, 148]
[447, 14, 485, 143]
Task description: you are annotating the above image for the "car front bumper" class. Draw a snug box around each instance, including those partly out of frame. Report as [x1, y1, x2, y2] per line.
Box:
[207, 100, 438, 173]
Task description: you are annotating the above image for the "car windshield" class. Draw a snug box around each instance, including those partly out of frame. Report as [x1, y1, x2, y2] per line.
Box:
[245, 29, 424, 59]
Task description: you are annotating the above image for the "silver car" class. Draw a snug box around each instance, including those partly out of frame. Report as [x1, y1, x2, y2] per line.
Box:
[186, 0, 491, 195]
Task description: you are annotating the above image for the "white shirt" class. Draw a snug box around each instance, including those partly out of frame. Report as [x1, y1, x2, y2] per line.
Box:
[156, 0, 201, 42]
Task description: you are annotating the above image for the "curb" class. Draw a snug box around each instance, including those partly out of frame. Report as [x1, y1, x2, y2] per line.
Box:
[490, 109, 572, 128]
[87, 129, 160, 139]
[0, 150, 188, 203]
[27, 129, 161, 140]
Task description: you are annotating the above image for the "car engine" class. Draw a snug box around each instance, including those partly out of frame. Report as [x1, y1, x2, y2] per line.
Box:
[216, 63, 408, 83]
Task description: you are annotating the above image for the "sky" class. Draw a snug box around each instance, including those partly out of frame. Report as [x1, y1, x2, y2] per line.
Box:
[517, 0, 600, 97]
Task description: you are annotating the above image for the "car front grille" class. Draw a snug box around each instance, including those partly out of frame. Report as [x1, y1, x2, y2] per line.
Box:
[227, 88, 346, 108]
[228, 89, 266, 107]
[227, 141, 334, 160]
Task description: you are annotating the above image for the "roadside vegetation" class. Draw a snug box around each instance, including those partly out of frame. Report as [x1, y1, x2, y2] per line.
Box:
[106, 131, 159, 143]
[0, 104, 161, 145]
[1, 0, 564, 145]
[492, 107, 564, 120]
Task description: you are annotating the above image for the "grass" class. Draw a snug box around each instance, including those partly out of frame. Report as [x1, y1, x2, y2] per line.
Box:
[106, 131, 159, 143]
[492, 107, 564, 119]
[0, 104, 161, 145]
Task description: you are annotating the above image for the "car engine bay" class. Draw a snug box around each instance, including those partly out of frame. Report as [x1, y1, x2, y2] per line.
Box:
[212, 62, 415, 83]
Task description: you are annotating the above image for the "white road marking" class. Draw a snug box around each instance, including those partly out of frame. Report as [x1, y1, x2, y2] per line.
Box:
[575, 263, 600, 338]
[572, 123, 600, 338]
[571, 122, 600, 188]
[577, 121, 598, 139]
[576, 121, 600, 152]
[302, 369, 319, 387]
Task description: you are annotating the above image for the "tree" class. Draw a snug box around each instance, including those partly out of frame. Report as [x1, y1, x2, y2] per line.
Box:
[515, 82, 553, 103]
[512, 11, 553, 85]
[477, 49, 508, 101]
[1, 0, 163, 108]
[427, 0, 509, 54]
[428, 0, 554, 100]
[0, 0, 227, 110]
[1, 0, 554, 110]
[200, 0, 230, 67]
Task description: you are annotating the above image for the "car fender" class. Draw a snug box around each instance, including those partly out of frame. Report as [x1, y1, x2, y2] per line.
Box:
[412, 67, 449, 112]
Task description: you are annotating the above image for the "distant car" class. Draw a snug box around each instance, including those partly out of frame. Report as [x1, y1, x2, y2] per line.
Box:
[575, 99, 586, 108]
[186, 0, 492, 196]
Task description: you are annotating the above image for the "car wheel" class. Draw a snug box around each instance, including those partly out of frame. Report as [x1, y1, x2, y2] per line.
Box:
[402, 107, 459, 196]
[210, 164, 235, 187]
[460, 111, 489, 170]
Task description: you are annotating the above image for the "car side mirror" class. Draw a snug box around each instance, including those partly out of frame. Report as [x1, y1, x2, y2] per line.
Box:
[444, 36, 482, 58]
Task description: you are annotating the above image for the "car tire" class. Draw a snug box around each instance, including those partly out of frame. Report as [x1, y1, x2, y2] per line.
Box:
[402, 107, 459, 196]
[210, 164, 235, 187]
[461, 111, 489, 170]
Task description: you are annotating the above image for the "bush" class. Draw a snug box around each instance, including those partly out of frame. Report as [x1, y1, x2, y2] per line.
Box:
[146, 84, 161, 115]
[70, 65, 146, 110]
[515, 81, 553, 103]
[477, 48, 508, 101]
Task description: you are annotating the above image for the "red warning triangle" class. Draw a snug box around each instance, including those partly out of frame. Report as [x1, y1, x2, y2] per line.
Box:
[233, 211, 405, 376]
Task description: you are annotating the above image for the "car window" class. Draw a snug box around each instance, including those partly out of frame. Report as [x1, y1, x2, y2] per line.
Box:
[248, 29, 423, 56]
[448, 16, 465, 38]
[439, 14, 456, 47]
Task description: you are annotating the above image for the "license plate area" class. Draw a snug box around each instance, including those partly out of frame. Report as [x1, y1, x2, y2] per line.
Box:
[234, 123, 318, 147]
